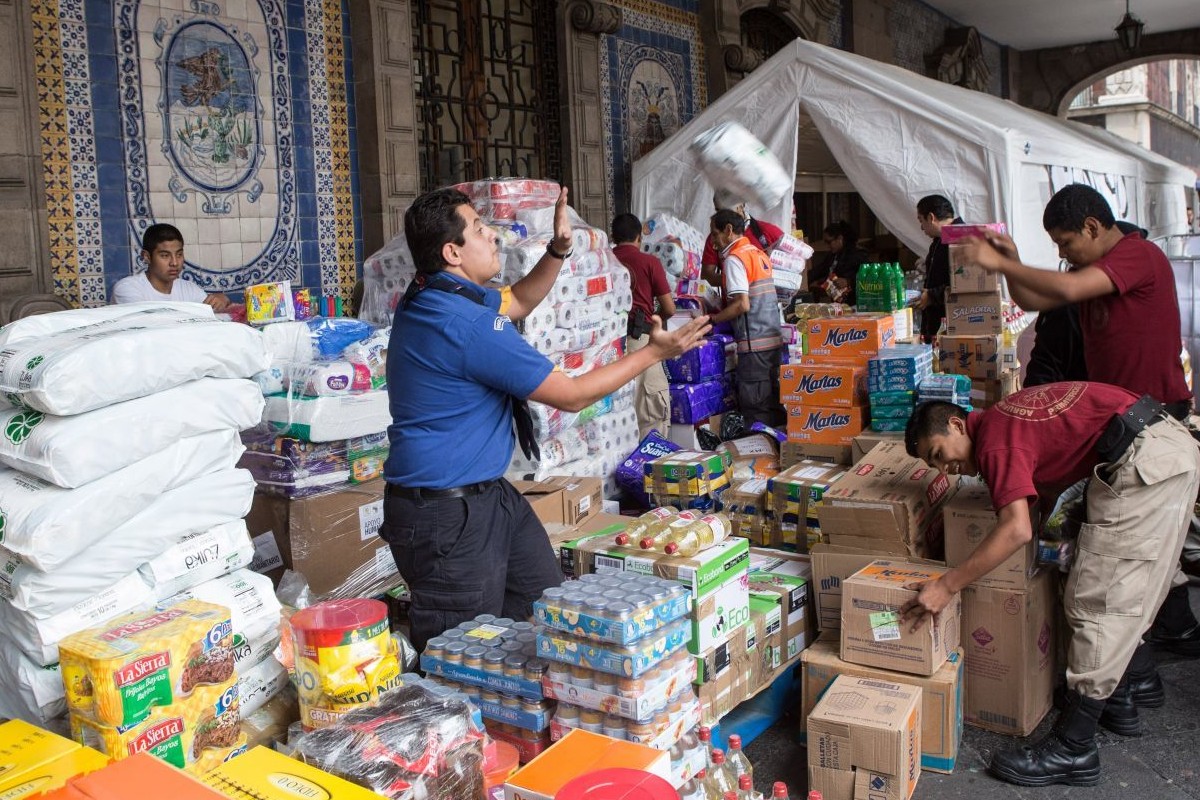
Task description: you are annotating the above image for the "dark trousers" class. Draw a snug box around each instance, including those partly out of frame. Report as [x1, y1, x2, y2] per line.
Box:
[379, 478, 563, 651]
[736, 346, 785, 429]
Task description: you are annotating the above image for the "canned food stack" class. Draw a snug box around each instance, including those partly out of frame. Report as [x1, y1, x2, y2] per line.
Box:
[420, 615, 554, 762]
[533, 570, 706, 784]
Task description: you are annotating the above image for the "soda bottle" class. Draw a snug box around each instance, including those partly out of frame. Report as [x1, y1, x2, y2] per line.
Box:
[889, 263, 903, 311]
[639, 511, 697, 550]
[663, 513, 732, 557]
[705, 750, 737, 797]
[614, 507, 675, 546]
[804, 791, 821, 800]
[725, 734, 753, 782]
[893, 263, 906, 308]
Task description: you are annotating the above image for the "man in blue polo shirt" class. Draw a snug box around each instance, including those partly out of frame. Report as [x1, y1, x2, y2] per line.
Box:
[381, 186, 711, 650]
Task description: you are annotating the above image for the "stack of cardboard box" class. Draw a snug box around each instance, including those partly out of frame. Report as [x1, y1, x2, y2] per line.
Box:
[643, 450, 732, 513]
[764, 460, 848, 551]
[943, 482, 1057, 736]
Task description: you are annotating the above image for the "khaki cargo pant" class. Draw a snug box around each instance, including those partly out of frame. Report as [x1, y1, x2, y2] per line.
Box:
[629, 333, 670, 440]
[1066, 416, 1200, 699]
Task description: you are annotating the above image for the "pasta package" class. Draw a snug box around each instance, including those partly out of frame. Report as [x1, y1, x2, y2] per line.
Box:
[59, 599, 236, 729]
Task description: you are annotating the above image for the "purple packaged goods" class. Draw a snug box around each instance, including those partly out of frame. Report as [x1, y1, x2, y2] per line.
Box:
[616, 430, 681, 498]
[664, 338, 725, 384]
[239, 429, 350, 497]
[669, 379, 726, 424]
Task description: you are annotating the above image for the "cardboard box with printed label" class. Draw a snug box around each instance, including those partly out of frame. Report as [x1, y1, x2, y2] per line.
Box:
[938, 335, 1001, 381]
[944, 290, 1004, 336]
[749, 546, 817, 648]
[542, 512, 629, 565]
[811, 544, 946, 633]
[785, 404, 870, 446]
[943, 482, 1035, 590]
[504, 729, 671, 800]
[850, 430, 905, 464]
[560, 534, 750, 654]
[245, 480, 397, 597]
[807, 674, 922, 800]
[961, 569, 1057, 736]
[841, 560, 962, 676]
[801, 636, 963, 774]
[816, 441, 953, 558]
[782, 441, 853, 467]
[0, 720, 109, 800]
[723, 478, 770, 544]
[779, 363, 868, 407]
[943, 224, 1007, 294]
[510, 480, 567, 526]
[541, 476, 603, 526]
[204, 745, 383, 800]
[767, 461, 848, 550]
[805, 314, 898, 361]
[748, 570, 811, 663]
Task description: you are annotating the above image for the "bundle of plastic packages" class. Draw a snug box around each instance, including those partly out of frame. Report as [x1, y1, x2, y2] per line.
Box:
[0, 304, 268, 415]
[238, 429, 388, 498]
[508, 427, 589, 482]
[291, 679, 486, 800]
[359, 229, 417, 326]
[642, 212, 705, 256]
[689, 121, 792, 210]
[453, 177, 562, 223]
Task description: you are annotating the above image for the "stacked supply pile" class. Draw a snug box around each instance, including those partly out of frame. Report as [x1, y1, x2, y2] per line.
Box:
[535, 569, 706, 787]
[641, 213, 704, 295]
[663, 334, 736, 438]
[643, 450, 733, 512]
[781, 312, 894, 464]
[782, 302, 849, 361]
[0, 305, 268, 732]
[939, 223, 1024, 408]
[419, 615, 553, 763]
[868, 344, 934, 431]
[770, 234, 814, 302]
[764, 460, 848, 551]
[805, 558, 964, 795]
[241, 316, 401, 601]
[719, 433, 784, 545]
[942, 482, 1055, 736]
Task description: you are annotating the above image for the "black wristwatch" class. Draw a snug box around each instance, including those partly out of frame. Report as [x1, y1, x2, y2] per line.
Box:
[546, 242, 573, 260]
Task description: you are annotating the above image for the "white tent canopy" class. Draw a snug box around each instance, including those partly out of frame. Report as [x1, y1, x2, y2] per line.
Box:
[631, 38, 1193, 268]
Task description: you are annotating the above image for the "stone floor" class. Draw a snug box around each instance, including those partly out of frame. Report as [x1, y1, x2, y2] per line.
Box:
[744, 583, 1200, 799]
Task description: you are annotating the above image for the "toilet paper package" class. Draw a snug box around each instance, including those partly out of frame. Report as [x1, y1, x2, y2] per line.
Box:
[689, 121, 792, 210]
[285, 360, 372, 397]
[670, 376, 733, 424]
[0, 377, 263, 488]
[642, 213, 706, 256]
[263, 389, 391, 442]
[0, 306, 269, 415]
[664, 337, 727, 384]
[0, 429, 244, 572]
[0, 470, 255, 617]
[555, 272, 614, 303]
[260, 321, 318, 367]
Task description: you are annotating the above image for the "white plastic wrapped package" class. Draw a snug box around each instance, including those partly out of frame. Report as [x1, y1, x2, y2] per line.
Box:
[165, 569, 282, 656]
[0, 572, 154, 665]
[284, 361, 369, 396]
[642, 213, 705, 255]
[260, 321, 318, 367]
[0, 469, 255, 616]
[0, 428, 243, 572]
[522, 306, 557, 337]
[263, 389, 391, 442]
[360, 230, 417, 326]
[252, 365, 286, 395]
[555, 272, 613, 303]
[142, 520, 256, 604]
[0, 302, 210, 349]
[774, 233, 814, 259]
[0, 633, 65, 724]
[689, 121, 792, 211]
[0, 306, 269, 415]
[556, 297, 613, 331]
[571, 227, 609, 253]
[0, 377, 263, 488]
[238, 656, 289, 718]
[342, 327, 390, 386]
[515, 205, 555, 233]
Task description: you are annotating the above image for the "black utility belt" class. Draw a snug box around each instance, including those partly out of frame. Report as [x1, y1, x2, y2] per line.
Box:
[386, 478, 500, 501]
[1095, 395, 1166, 465]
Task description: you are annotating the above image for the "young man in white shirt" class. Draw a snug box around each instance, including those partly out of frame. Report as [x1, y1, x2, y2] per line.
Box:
[111, 224, 230, 310]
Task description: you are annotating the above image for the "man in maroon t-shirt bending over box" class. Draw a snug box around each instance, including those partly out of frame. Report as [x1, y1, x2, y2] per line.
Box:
[903, 383, 1200, 788]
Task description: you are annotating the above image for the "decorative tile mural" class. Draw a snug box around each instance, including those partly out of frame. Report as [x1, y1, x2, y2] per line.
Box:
[600, 0, 707, 215]
[31, 0, 360, 307]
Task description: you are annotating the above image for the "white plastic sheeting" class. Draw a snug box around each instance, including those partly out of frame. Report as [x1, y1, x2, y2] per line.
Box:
[631, 39, 1192, 269]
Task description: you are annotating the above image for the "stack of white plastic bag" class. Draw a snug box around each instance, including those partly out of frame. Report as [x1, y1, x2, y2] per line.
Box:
[0, 303, 284, 727]
[641, 213, 705, 295]
[769, 233, 813, 302]
[360, 178, 641, 500]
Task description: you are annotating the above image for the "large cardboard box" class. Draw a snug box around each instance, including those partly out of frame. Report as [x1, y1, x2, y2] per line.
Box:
[785, 404, 870, 446]
[504, 729, 670, 800]
[560, 534, 750, 654]
[841, 561, 962, 676]
[541, 476, 603, 526]
[807, 675, 921, 800]
[943, 289, 1003, 336]
[948, 241, 1003, 294]
[943, 482, 1035, 590]
[0, 720, 109, 800]
[801, 637, 963, 773]
[510, 480, 567, 525]
[816, 441, 953, 558]
[245, 481, 398, 597]
[748, 570, 811, 663]
[810, 545, 945, 632]
[961, 570, 1057, 736]
[205, 746, 384, 800]
[779, 363, 868, 407]
[695, 623, 754, 722]
[767, 461, 848, 550]
[938, 335, 1001, 380]
[805, 314, 898, 361]
[851, 429, 905, 464]
[541, 512, 628, 565]
[782, 440, 852, 467]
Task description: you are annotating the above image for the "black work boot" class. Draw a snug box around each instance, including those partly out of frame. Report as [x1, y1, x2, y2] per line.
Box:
[1145, 585, 1200, 657]
[1127, 643, 1165, 708]
[989, 688, 1104, 787]
[1098, 678, 1141, 736]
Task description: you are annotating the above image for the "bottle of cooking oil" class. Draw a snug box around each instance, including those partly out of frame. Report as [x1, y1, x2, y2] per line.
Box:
[614, 507, 676, 546]
[663, 513, 732, 556]
[639, 511, 698, 550]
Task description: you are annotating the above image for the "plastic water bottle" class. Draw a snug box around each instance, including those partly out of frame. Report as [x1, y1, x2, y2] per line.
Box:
[893, 263, 906, 308]
[663, 514, 732, 557]
[614, 507, 675, 546]
[725, 734, 754, 782]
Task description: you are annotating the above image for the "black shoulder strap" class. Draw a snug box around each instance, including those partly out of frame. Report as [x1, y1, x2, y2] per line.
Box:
[748, 217, 768, 249]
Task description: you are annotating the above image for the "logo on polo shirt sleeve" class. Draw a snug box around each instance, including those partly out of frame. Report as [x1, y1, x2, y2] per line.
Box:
[493, 315, 510, 331]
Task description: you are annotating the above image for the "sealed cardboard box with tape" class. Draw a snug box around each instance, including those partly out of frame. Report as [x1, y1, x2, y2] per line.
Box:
[810, 544, 944, 632]
[943, 482, 1036, 590]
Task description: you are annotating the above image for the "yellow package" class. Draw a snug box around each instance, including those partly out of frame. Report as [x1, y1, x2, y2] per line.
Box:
[70, 678, 246, 775]
[205, 746, 384, 800]
[0, 720, 108, 797]
[60, 599, 236, 729]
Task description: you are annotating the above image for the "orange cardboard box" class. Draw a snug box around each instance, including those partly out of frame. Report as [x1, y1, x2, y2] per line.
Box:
[805, 314, 897, 360]
[504, 729, 670, 800]
[779, 363, 867, 407]
[785, 404, 869, 445]
[40, 753, 226, 800]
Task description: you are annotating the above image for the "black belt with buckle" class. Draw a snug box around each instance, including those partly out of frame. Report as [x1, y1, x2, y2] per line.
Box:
[1095, 394, 1167, 465]
[386, 479, 500, 500]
